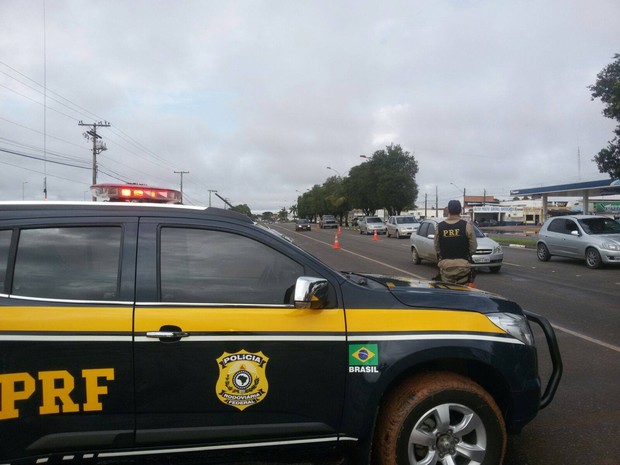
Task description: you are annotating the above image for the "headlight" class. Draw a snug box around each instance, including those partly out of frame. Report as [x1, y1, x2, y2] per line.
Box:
[602, 242, 620, 251]
[494, 245, 503, 254]
[488, 313, 534, 345]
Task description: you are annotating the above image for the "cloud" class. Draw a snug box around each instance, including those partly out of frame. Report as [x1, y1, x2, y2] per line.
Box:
[1, 0, 619, 210]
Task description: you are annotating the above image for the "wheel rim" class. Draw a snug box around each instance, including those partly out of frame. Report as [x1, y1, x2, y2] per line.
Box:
[586, 249, 600, 268]
[537, 244, 548, 260]
[407, 403, 487, 465]
[412, 249, 419, 263]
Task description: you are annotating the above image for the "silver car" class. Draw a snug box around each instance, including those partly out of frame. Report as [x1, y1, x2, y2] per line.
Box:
[386, 215, 419, 239]
[358, 216, 387, 235]
[410, 218, 503, 272]
[536, 215, 620, 269]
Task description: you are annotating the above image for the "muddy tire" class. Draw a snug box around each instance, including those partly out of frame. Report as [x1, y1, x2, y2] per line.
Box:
[373, 372, 506, 465]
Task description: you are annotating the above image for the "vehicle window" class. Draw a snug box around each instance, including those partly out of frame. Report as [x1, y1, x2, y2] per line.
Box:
[160, 228, 304, 305]
[547, 219, 567, 234]
[579, 217, 620, 235]
[12, 227, 122, 301]
[565, 220, 578, 234]
[418, 222, 430, 237]
[367, 217, 382, 223]
[472, 224, 486, 238]
[0, 230, 12, 293]
[398, 217, 416, 224]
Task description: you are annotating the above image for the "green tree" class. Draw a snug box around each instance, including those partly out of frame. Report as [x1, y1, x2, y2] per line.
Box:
[347, 144, 418, 215]
[288, 204, 298, 219]
[345, 159, 380, 215]
[297, 184, 327, 221]
[323, 176, 350, 224]
[231, 204, 252, 217]
[277, 207, 288, 222]
[373, 144, 419, 215]
[589, 53, 620, 179]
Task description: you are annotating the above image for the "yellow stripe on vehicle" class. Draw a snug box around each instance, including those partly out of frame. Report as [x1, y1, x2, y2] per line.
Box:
[0, 307, 133, 332]
[134, 307, 346, 333]
[345, 309, 505, 334]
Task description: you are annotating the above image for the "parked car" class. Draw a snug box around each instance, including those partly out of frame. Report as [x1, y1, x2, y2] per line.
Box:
[319, 215, 338, 229]
[295, 218, 312, 231]
[386, 215, 419, 238]
[410, 218, 503, 272]
[536, 215, 620, 269]
[358, 216, 387, 235]
[0, 202, 561, 465]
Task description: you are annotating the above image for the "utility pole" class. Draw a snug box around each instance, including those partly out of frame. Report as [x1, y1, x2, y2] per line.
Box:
[174, 170, 189, 204]
[79, 121, 110, 200]
[208, 189, 217, 208]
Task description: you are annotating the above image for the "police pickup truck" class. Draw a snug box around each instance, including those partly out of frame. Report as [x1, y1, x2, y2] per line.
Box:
[0, 202, 562, 465]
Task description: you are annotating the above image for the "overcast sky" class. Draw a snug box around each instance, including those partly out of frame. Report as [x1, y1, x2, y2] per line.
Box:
[1, 0, 619, 212]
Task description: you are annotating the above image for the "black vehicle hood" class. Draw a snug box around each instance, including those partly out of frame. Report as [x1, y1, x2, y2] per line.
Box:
[360, 273, 524, 315]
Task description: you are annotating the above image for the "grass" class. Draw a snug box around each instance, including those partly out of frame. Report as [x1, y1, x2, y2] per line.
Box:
[491, 236, 537, 249]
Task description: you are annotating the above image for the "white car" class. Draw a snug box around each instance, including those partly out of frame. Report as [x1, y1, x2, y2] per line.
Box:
[410, 218, 503, 273]
[358, 216, 387, 235]
[386, 215, 419, 239]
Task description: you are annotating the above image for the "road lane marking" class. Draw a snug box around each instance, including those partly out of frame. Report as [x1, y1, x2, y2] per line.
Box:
[283, 228, 427, 279]
[551, 324, 620, 353]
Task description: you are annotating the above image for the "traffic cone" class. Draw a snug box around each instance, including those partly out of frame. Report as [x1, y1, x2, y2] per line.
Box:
[333, 234, 341, 249]
[338, 225, 342, 235]
[373, 230, 379, 241]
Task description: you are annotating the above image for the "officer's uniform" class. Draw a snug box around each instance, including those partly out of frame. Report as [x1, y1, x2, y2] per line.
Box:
[434, 218, 477, 285]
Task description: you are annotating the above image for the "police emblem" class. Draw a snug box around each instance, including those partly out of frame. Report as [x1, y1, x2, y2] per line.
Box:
[215, 350, 269, 411]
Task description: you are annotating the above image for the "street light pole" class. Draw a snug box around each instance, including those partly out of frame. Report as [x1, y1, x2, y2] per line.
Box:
[326, 166, 342, 177]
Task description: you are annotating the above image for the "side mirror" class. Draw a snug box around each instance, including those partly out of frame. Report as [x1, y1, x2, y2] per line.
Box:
[294, 276, 329, 309]
[428, 233, 435, 239]
[570, 230, 581, 237]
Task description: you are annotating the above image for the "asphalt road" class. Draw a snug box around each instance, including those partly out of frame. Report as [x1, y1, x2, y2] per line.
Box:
[271, 223, 620, 465]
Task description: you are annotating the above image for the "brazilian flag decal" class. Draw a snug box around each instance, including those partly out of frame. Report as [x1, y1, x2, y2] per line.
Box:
[349, 344, 378, 366]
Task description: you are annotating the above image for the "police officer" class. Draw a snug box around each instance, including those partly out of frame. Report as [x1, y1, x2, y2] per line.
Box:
[433, 200, 477, 284]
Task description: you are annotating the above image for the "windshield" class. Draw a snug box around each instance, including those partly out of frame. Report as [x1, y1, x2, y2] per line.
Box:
[472, 224, 486, 238]
[578, 217, 620, 235]
[367, 217, 382, 223]
[397, 217, 417, 224]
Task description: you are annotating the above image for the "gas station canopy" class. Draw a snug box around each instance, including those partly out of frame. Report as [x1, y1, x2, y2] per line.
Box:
[510, 178, 620, 220]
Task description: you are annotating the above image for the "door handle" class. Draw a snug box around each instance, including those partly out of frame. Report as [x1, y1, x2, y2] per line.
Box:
[146, 325, 189, 342]
[146, 331, 189, 339]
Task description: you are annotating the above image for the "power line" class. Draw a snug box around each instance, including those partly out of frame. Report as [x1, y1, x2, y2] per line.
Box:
[1, 61, 215, 200]
[0, 147, 90, 170]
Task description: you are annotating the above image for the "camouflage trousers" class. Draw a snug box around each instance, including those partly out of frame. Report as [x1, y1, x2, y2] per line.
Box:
[437, 258, 473, 285]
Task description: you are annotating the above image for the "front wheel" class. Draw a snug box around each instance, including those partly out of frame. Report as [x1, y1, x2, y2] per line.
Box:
[490, 266, 501, 273]
[373, 372, 506, 465]
[585, 248, 602, 269]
